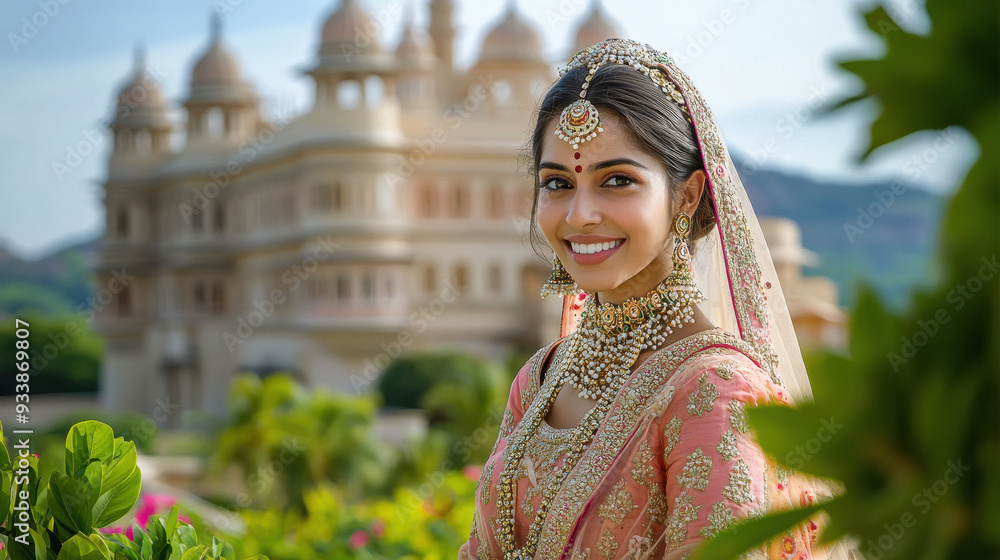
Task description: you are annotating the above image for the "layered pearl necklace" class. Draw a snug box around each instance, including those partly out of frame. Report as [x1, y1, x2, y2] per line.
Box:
[566, 275, 704, 400]
[495, 274, 704, 560]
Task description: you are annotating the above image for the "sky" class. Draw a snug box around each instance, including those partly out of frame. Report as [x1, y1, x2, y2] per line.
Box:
[0, 0, 979, 260]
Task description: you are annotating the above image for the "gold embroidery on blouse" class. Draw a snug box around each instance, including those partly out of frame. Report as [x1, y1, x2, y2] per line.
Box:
[717, 428, 739, 462]
[729, 399, 749, 433]
[665, 489, 701, 550]
[632, 439, 655, 484]
[686, 372, 720, 416]
[477, 535, 493, 560]
[662, 415, 683, 458]
[677, 447, 713, 491]
[531, 331, 765, 558]
[499, 408, 516, 439]
[480, 458, 495, 504]
[626, 534, 652, 559]
[598, 528, 619, 560]
[519, 419, 576, 517]
[700, 500, 734, 538]
[598, 478, 637, 524]
[773, 462, 792, 485]
[723, 459, 754, 504]
[715, 361, 735, 380]
[646, 484, 669, 526]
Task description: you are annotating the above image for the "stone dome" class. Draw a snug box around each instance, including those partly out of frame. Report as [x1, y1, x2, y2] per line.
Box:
[571, 1, 620, 55]
[396, 20, 434, 61]
[479, 4, 544, 64]
[113, 48, 171, 128]
[321, 0, 383, 56]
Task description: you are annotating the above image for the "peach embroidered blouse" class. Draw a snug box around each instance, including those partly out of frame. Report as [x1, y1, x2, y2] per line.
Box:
[459, 329, 837, 560]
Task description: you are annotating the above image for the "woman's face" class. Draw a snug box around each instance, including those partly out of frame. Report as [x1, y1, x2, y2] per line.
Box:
[536, 110, 679, 305]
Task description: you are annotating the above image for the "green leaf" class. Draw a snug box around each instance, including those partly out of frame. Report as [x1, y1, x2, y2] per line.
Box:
[693, 502, 827, 560]
[46, 473, 94, 534]
[55, 533, 111, 560]
[91, 466, 140, 528]
[179, 546, 206, 560]
[65, 423, 115, 480]
[102, 439, 137, 490]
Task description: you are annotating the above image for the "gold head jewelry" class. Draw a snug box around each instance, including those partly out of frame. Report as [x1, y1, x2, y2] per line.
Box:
[555, 38, 692, 150]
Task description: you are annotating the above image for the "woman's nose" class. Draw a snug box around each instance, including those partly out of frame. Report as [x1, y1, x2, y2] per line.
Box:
[565, 185, 602, 229]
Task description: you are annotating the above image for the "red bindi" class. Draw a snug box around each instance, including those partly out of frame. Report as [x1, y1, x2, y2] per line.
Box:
[574, 152, 581, 159]
[575, 165, 582, 173]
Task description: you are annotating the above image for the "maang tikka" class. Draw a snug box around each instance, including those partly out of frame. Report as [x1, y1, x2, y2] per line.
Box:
[555, 38, 692, 151]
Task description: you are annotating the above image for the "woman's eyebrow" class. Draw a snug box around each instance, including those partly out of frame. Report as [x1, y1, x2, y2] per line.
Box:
[539, 158, 648, 173]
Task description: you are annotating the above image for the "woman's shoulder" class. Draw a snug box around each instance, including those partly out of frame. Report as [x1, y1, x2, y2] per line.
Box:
[671, 342, 792, 408]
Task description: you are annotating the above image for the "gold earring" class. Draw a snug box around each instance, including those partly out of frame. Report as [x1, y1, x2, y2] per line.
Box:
[540, 256, 581, 298]
[666, 212, 704, 299]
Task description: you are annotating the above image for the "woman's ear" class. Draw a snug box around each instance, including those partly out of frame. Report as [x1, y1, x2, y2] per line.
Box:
[678, 169, 706, 217]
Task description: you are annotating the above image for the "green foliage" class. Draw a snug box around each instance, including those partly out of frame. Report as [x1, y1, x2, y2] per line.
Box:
[0, 315, 101, 396]
[210, 373, 392, 509]
[697, 0, 999, 558]
[377, 352, 511, 467]
[0, 420, 264, 560]
[229, 471, 477, 560]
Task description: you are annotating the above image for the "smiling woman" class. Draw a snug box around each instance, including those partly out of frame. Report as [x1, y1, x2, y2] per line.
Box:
[459, 39, 859, 560]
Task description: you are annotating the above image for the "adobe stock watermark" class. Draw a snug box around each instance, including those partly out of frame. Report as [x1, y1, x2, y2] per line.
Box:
[887, 254, 998, 371]
[672, 0, 752, 67]
[52, 63, 168, 183]
[349, 279, 463, 393]
[381, 74, 497, 189]
[395, 404, 506, 522]
[222, 236, 341, 353]
[844, 128, 960, 243]
[180, 106, 296, 224]
[338, 0, 401, 63]
[740, 82, 834, 176]
[862, 458, 970, 559]
[7, 0, 73, 53]
[783, 416, 843, 470]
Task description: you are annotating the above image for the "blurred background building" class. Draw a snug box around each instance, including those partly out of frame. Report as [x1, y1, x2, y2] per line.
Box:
[91, 0, 843, 421]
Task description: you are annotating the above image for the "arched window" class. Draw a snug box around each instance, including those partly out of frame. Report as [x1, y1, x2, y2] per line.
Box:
[213, 204, 226, 234]
[205, 107, 224, 139]
[424, 264, 436, 294]
[453, 264, 468, 293]
[338, 80, 362, 110]
[451, 184, 469, 218]
[361, 271, 374, 300]
[211, 282, 225, 314]
[364, 75, 384, 108]
[116, 206, 129, 238]
[337, 273, 351, 301]
[489, 264, 503, 293]
[193, 281, 206, 313]
[117, 285, 131, 316]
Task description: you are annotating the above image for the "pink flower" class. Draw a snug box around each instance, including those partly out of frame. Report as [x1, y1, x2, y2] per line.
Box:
[371, 518, 385, 538]
[136, 493, 177, 528]
[463, 464, 482, 481]
[349, 530, 368, 549]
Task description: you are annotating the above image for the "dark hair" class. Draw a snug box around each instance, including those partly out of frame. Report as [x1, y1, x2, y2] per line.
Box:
[524, 64, 716, 257]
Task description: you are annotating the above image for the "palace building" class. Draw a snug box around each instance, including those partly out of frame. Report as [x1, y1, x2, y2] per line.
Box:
[93, 1, 841, 422]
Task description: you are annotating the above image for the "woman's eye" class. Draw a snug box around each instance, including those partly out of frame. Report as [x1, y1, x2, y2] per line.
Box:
[540, 177, 571, 191]
[604, 175, 634, 188]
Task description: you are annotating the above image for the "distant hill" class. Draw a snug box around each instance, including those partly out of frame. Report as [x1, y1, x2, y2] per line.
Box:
[0, 237, 99, 317]
[736, 159, 946, 309]
[0, 166, 946, 316]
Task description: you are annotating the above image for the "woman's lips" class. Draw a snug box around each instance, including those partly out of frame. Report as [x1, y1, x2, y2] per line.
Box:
[563, 238, 624, 265]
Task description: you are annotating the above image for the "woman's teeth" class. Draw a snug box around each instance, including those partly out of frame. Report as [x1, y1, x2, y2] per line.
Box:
[569, 239, 623, 255]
